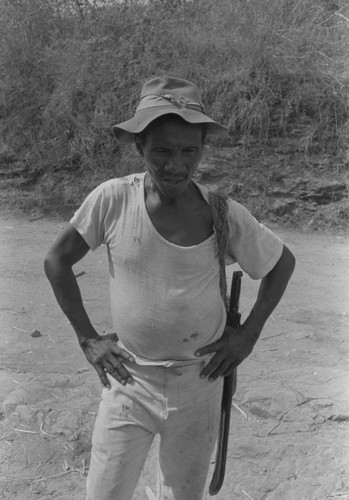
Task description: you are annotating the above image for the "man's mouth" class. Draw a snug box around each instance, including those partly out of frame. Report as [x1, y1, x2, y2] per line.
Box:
[162, 177, 186, 185]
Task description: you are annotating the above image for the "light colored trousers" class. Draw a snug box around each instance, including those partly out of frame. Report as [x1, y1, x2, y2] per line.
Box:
[86, 360, 223, 500]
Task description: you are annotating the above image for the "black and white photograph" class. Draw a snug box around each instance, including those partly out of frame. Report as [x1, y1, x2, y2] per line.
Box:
[1, 1, 348, 499]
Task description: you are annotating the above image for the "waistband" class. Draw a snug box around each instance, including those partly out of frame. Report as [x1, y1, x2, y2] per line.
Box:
[117, 340, 211, 368]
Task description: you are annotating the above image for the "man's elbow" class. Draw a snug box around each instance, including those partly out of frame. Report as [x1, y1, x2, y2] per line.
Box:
[44, 249, 66, 281]
[44, 250, 55, 280]
[280, 244, 296, 278]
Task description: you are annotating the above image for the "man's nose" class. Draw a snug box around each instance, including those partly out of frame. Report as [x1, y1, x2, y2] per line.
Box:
[165, 154, 185, 173]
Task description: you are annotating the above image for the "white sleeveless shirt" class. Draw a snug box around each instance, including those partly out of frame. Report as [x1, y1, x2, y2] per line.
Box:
[70, 172, 283, 365]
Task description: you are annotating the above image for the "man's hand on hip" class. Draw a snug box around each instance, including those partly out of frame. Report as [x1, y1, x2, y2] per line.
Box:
[195, 246, 296, 382]
[81, 333, 135, 389]
[195, 325, 256, 381]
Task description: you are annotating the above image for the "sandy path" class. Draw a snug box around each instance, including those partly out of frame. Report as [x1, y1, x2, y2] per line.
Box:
[0, 216, 348, 500]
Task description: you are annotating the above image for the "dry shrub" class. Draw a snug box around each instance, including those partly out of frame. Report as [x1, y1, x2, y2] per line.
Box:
[0, 0, 348, 196]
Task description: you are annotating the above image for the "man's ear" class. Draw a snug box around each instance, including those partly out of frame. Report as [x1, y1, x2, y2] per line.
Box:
[134, 136, 144, 157]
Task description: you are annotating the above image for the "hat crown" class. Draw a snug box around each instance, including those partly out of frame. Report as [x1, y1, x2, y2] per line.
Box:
[112, 75, 227, 143]
[140, 76, 201, 104]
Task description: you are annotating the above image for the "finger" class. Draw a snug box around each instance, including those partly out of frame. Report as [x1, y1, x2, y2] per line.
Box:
[111, 345, 135, 363]
[209, 360, 236, 380]
[105, 360, 135, 386]
[106, 354, 134, 380]
[199, 353, 224, 380]
[94, 365, 111, 390]
[195, 341, 220, 358]
[223, 363, 238, 377]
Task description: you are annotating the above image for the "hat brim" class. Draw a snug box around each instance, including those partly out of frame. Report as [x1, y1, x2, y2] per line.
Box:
[112, 106, 228, 144]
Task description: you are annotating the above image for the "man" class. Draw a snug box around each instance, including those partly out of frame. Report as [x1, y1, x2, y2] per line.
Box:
[44, 76, 295, 500]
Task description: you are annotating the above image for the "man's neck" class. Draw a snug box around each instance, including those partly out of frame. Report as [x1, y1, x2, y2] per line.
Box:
[144, 175, 213, 246]
[144, 173, 196, 210]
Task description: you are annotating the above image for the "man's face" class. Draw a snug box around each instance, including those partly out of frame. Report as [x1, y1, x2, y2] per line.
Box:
[136, 116, 204, 198]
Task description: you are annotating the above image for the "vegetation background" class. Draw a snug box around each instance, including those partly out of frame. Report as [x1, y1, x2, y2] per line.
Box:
[1, 0, 348, 229]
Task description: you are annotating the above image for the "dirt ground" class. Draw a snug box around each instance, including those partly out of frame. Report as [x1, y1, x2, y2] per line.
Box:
[0, 215, 348, 500]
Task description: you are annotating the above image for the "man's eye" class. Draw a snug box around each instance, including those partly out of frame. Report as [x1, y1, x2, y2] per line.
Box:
[183, 148, 198, 153]
[153, 148, 170, 153]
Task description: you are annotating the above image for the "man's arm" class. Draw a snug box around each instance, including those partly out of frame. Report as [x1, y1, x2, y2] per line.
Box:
[44, 224, 135, 389]
[195, 244, 296, 380]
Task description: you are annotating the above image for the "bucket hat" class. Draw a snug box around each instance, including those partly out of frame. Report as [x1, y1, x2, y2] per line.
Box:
[112, 76, 228, 143]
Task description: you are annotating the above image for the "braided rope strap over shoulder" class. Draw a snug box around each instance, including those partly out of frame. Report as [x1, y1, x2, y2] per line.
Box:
[208, 191, 229, 311]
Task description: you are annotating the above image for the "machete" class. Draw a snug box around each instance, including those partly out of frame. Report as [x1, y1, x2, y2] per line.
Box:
[209, 270, 243, 496]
